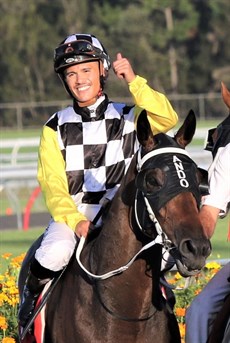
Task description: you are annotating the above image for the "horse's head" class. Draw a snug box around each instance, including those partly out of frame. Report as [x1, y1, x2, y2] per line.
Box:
[135, 109, 211, 277]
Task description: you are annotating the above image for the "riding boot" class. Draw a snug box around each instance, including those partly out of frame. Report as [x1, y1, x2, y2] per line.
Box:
[18, 261, 54, 328]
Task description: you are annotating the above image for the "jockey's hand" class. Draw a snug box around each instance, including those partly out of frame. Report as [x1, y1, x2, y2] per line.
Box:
[75, 220, 91, 238]
[113, 53, 136, 83]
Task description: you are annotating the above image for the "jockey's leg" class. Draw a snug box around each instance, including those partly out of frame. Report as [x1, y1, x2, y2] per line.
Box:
[18, 220, 77, 328]
[18, 260, 54, 327]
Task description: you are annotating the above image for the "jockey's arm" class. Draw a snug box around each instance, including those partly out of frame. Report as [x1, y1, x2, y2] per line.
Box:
[37, 126, 87, 231]
[129, 75, 178, 134]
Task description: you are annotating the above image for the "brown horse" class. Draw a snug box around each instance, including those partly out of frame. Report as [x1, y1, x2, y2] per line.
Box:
[19, 109, 211, 343]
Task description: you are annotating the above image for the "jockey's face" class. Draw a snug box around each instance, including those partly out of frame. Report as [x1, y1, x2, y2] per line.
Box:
[64, 61, 103, 107]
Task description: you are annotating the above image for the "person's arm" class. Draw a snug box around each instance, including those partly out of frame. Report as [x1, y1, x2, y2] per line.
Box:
[199, 144, 230, 238]
[37, 125, 88, 234]
[113, 52, 178, 134]
[199, 205, 220, 238]
[129, 76, 178, 134]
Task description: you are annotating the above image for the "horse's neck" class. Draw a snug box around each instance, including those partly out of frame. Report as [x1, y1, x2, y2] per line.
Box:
[91, 159, 141, 269]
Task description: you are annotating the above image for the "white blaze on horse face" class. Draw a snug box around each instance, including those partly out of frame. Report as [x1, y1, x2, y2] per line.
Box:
[173, 156, 189, 188]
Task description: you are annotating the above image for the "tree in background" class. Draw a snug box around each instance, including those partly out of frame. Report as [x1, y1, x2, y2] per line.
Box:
[186, 0, 230, 92]
[0, 0, 229, 105]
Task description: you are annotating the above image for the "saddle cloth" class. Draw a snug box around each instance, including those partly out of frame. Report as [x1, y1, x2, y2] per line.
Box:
[21, 281, 51, 343]
[33, 281, 51, 343]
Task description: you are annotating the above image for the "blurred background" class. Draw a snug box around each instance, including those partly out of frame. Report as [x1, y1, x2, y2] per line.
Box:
[0, 0, 229, 232]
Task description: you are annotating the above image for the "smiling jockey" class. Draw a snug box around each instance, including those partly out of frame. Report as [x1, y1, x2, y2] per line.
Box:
[18, 33, 178, 328]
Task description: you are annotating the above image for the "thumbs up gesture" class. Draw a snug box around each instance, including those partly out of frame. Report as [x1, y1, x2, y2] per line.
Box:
[113, 53, 136, 83]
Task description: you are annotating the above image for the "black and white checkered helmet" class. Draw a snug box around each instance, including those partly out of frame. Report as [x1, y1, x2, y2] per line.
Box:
[54, 34, 111, 73]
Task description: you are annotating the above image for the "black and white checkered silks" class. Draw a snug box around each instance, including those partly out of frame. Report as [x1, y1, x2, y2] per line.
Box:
[45, 96, 140, 206]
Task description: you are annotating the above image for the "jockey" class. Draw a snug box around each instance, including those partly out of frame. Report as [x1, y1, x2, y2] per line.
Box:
[18, 33, 178, 328]
[185, 101, 230, 342]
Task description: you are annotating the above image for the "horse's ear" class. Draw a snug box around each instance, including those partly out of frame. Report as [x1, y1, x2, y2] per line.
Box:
[137, 110, 156, 151]
[221, 81, 230, 109]
[174, 109, 196, 148]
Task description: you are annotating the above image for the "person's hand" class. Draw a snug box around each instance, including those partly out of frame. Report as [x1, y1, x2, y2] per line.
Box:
[75, 220, 91, 238]
[113, 53, 136, 83]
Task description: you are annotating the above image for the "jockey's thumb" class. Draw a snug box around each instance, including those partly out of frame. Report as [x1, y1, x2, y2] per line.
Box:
[116, 52, 123, 60]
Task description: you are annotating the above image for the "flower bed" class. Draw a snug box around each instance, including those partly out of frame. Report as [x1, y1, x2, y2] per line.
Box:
[0, 253, 25, 343]
[167, 261, 221, 342]
[0, 254, 221, 342]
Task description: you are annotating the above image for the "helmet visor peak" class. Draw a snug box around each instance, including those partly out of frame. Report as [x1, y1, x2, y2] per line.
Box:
[54, 40, 106, 72]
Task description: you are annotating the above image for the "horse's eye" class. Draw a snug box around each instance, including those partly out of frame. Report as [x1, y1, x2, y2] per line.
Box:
[144, 169, 164, 193]
[146, 175, 158, 188]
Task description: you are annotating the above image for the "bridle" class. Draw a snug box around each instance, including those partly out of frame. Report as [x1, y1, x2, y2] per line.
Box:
[134, 146, 201, 237]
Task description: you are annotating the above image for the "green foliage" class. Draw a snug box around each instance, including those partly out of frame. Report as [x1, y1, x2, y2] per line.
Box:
[0, 0, 229, 107]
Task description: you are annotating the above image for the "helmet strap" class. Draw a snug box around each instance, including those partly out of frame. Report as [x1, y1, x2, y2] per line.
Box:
[98, 60, 106, 91]
[97, 87, 103, 97]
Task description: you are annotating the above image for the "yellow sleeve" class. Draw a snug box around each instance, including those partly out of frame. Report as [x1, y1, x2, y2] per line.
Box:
[129, 75, 178, 134]
[37, 126, 87, 230]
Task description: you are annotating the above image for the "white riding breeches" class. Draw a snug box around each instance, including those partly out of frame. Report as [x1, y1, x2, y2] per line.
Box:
[35, 220, 77, 272]
[34, 203, 104, 272]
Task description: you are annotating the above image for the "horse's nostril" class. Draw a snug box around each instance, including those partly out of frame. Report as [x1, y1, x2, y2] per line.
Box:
[180, 238, 211, 260]
[203, 241, 212, 257]
[182, 239, 196, 255]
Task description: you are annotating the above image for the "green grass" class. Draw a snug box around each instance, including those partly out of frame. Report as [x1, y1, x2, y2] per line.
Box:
[0, 228, 44, 272]
[210, 216, 230, 260]
[0, 228, 44, 256]
[0, 216, 229, 272]
[0, 128, 41, 139]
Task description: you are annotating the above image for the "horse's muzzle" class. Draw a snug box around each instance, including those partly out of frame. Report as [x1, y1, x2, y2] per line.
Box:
[170, 238, 212, 277]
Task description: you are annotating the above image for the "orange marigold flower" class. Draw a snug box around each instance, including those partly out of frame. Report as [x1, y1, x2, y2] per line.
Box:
[0, 315, 8, 330]
[195, 289, 201, 295]
[175, 307, 186, 317]
[2, 338, 16, 343]
[1, 253, 12, 260]
[205, 261, 221, 270]
[10, 253, 26, 269]
[179, 322, 186, 338]
[174, 272, 182, 281]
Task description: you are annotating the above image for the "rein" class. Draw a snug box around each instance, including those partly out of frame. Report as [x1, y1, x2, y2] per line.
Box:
[76, 233, 170, 280]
